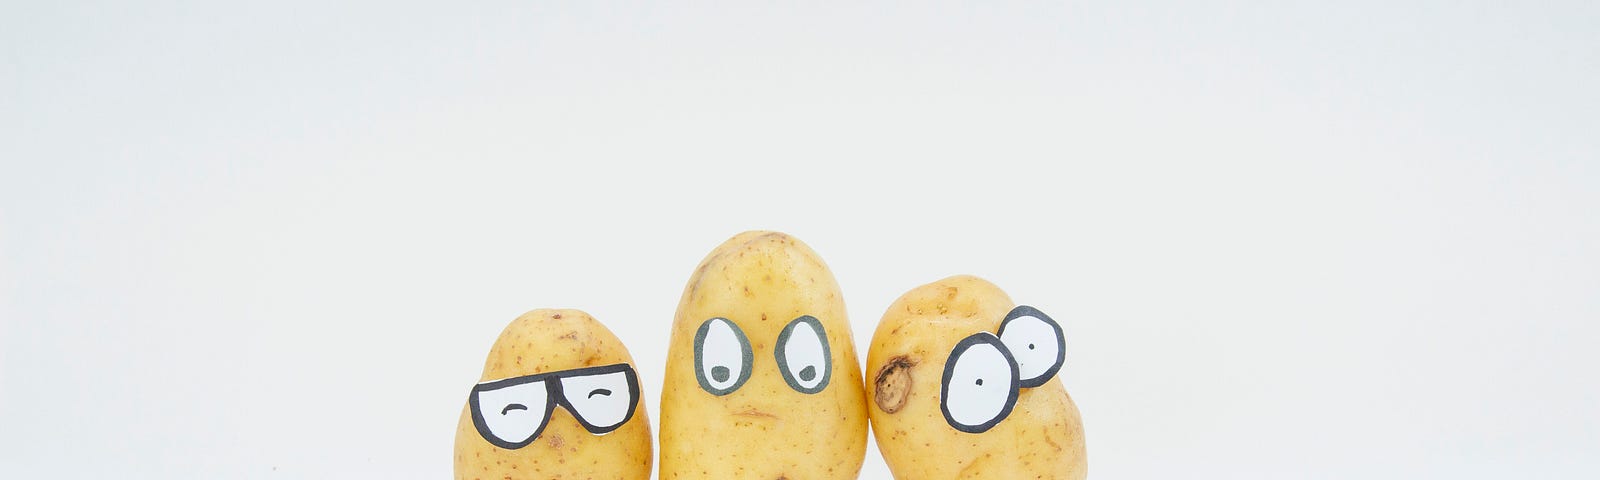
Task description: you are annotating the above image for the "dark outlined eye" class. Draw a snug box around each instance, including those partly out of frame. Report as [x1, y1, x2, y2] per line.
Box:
[774, 315, 832, 394]
[996, 305, 1066, 388]
[693, 317, 753, 396]
[557, 364, 640, 434]
[940, 333, 1020, 433]
[469, 377, 555, 449]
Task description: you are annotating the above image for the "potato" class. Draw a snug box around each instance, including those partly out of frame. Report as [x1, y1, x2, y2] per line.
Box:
[866, 275, 1086, 479]
[659, 231, 868, 479]
[454, 309, 652, 479]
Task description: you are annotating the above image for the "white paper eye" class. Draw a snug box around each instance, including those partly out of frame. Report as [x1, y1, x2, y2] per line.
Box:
[557, 364, 640, 434]
[775, 315, 832, 394]
[694, 317, 753, 396]
[940, 333, 1020, 433]
[469, 377, 554, 449]
[997, 305, 1066, 388]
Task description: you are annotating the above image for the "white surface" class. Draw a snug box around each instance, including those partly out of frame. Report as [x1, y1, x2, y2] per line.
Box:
[2, 1, 1598, 478]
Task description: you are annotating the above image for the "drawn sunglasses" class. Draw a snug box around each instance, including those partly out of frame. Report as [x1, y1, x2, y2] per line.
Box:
[468, 363, 641, 449]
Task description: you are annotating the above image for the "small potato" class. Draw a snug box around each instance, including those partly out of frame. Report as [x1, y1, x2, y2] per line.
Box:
[658, 231, 869, 479]
[867, 275, 1086, 479]
[454, 309, 652, 479]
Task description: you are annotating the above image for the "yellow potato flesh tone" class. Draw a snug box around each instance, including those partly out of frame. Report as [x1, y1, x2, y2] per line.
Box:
[454, 309, 653, 480]
[867, 275, 1086, 479]
[659, 231, 868, 479]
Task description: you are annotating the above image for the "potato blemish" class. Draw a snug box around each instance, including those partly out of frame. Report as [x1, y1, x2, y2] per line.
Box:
[874, 355, 916, 413]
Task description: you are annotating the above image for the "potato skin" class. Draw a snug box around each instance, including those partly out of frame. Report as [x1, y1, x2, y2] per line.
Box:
[454, 309, 653, 480]
[659, 231, 868, 479]
[866, 275, 1086, 479]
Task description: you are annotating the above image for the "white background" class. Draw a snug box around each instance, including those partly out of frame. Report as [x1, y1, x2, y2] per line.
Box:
[3, 1, 1597, 478]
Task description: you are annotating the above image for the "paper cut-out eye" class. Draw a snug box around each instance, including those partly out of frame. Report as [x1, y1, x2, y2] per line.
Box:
[469, 377, 556, 449]
[557, 365, 641, 434]
[996, 305, 1066, 388]
[694, 317, 753, 396]
[775, 315, 832, 394]
[940, 333, 1020, 433]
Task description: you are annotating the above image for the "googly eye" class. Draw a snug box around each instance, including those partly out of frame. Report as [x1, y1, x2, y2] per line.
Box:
[774, 315, 832, 394]
[996, 305, 1066, 388]
[693, 317, 753, 396]
[940, 333, 1020, 433]
[469, 377, 555, 449]
[556, 364, 640, 434]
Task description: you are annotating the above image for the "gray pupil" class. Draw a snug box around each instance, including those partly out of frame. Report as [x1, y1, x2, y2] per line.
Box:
[798, 365, 817, 381]
[711, 366, 730, 383]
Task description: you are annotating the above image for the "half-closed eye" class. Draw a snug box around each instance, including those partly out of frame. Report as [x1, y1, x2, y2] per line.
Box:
[469, 378, 554, 449]
[556, 364, 640, 435]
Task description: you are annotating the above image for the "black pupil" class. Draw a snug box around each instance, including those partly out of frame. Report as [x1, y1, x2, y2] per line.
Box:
[798, 365, 817, 381]
[975, 378, 984, 386]
[711, 366, 731, 382]
[1028, 343, 1036, 350]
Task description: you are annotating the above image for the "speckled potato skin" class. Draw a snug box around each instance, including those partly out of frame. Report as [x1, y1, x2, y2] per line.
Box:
[867, 275, 1086, 479]
[659, 231, 868, 479]
[454, 309, 652, 480]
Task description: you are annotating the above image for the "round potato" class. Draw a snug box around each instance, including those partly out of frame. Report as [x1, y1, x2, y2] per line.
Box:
[454, 309, 652, 479]
[866, 275, 1086, 479]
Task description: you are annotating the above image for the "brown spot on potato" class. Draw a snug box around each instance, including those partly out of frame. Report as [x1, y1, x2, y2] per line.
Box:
[874, 355, 916, 413]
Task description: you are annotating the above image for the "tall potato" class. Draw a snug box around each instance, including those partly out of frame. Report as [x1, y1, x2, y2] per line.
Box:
[454, 309, 652, 479]
[867, 275, 1086, 479]
[659, 231, 868, 479]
